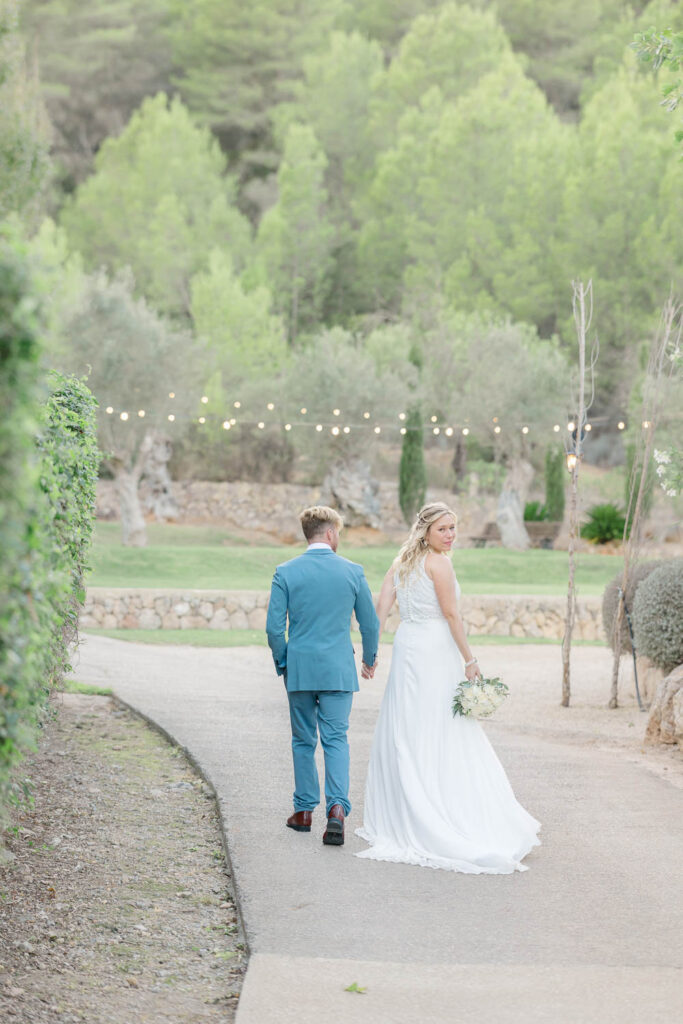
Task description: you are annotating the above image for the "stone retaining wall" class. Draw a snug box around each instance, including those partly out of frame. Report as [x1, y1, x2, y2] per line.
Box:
[82, 588, 604, 641]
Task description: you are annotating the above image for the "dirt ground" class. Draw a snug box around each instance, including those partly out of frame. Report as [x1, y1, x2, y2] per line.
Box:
[0, 693, 246, 1024]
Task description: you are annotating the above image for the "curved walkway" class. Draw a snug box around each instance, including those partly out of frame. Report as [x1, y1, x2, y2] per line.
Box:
[73, 636, 683, 1023]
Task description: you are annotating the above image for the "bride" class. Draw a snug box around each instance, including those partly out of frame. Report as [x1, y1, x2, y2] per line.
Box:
[355, 502, 540, 873]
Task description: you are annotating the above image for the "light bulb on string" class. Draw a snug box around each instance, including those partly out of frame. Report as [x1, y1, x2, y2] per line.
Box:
[120, 411, 129, 421]
[363, 411, 370, 419]
[234, 401, 241, 409]
[618, 421, 625, 430]
[106, 406, 114, 415]
[331, 426, 340, 436]
[333, 408, 341, 417]
[198, 417, 206, 424]
[201, 396, 209, 404]
[138, 410, 145, 418]
[494, 425, 501, 434]
[430, 415, 437, 423]
[258, 421, 265, 429]
[567, 421, 576, 432]
[522, 426, 529, 434]
[445, 427, 453, 437]
[168, 414, 175, 422]
[642, 420, 651, 428]
[267, 403, 275, 411]
[223, 421, 231, 430]
[168, 392, 175, 399]
[300, 407, 307, 415]
[398, 412, 406, 421]
[585, 423, 592, 432]
[316, 424, 323, 432]
[462, 427, 469, 436]
[285, 423, 292, 431]
[433, 427, 440, 435]
[374, 426, 381, 434]
[400, 427, 407, 435]
[553, 424, 560, 432]
[566, 452, 578, 472]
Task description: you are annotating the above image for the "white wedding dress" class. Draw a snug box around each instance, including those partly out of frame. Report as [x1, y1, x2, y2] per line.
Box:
[355, 557, 541, 873]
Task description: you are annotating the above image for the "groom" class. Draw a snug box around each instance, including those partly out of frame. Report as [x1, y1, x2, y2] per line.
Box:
[266, 505, 379, 846]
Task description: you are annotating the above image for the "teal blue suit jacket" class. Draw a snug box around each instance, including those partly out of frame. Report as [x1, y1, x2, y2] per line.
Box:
[266, 548, 379, 693]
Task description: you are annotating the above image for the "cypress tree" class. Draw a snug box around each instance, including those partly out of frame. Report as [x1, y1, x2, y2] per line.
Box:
[399, 406, 427, 524]
[544, 446, 565, 521]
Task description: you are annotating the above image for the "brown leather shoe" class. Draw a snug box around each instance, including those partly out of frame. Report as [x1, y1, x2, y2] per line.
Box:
[322, 804, 345, 846]
[286, 810, 312, 833]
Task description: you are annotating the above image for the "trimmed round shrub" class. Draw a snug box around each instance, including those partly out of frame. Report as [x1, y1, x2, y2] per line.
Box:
[632, 560, 683, 672]
[601, 561, 661, 654]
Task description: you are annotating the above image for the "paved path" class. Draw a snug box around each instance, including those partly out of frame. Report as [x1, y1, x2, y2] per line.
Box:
[73, 637, 683, 1023]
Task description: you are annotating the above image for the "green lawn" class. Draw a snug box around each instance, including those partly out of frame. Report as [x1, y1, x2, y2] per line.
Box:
[90, 523, 622, 595]
[85, 628, 606, 648]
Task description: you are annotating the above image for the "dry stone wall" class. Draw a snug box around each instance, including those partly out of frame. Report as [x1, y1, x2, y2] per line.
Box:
[82, 588, 603, 641]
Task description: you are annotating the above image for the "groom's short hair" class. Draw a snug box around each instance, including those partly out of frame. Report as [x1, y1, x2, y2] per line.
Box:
[299, 505, 343, 540]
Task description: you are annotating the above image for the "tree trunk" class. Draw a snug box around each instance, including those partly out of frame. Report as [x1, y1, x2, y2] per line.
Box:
[141, 430, 178, 522]
[496, 458, 533, 549]
[115, 467, 147, 547]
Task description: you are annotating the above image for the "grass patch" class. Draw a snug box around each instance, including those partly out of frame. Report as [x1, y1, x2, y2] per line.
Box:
[84, 628, 606, 648]
[62, 679, 113, 696]
[90, 523, 622, 595]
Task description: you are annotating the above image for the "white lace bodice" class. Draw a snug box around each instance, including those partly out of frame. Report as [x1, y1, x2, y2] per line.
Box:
[394, 556, 461, 623]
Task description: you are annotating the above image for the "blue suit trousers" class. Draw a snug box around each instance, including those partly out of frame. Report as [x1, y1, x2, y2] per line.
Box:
[287, 690, 354, 816]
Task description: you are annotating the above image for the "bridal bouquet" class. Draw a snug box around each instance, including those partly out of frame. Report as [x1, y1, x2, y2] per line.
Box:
[452, 676, 509, 719]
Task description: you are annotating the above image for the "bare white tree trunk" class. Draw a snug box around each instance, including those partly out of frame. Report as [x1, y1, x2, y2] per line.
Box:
[608, 296, 681, 708]
[496, 458, 534, 549]
[562, 281, 597, 707]
[115, 466, 147, 547]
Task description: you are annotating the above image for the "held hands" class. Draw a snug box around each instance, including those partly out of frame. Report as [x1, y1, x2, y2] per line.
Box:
[361, 658, 377, 679]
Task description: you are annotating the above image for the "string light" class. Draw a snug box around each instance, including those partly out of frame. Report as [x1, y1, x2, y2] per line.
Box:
[363, 411, 370, 419]
[642, 420, 651, 428]
[300, 407, 307, 415]
[138, 410, 145, 418]
[492, 417, 498, 423]
[433, 427, 440, 435]
[567, 421, 576, 432]
[553, 424, 560, 432]
[198, 417, 206, 424]
[522, 426, 529, 434]
[494, 425, 501, 434]
[106, 406, 114, 415]
[585, 423, 592, 432]
[566, 452, 578, 472]
[331, 426, 340, 436]
[462, 427, 469, 436]
[400, 427, 407, 435]
[267, 402, 275, 411]
[230, 418, 236, 426]
[445, 427, 454, 437]
[316, 424, 323, 432]
[333, 408, 341, 416]
[201, 396, 209, 404]
[234, 401, 241, 409]
[343, 426, 350, 434]
[430, 415, 438, 423]
[398, 412, 406, 421]
[257, 422, 265, 429]
[222, 421, 231, 430]
[285, 423, 292, 431]
[168, 392, 175, 399]
[374, 426, 381, 434]
[168, 414, 175, 422]
[618, 421, 625, 430]
[120, 412, 129, 421]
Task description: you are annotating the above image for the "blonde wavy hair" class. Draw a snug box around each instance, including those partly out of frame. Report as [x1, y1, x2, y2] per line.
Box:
[393, 501, 457, 584]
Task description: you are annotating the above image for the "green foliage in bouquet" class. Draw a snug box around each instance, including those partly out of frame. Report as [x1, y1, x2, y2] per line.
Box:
[580, 503, 627, 544]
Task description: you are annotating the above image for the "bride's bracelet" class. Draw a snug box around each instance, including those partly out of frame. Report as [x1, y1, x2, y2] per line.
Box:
[464, 657, 478, 668]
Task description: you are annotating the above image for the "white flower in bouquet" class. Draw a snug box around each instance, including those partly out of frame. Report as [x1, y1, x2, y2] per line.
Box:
[452, 676, 509, 719]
